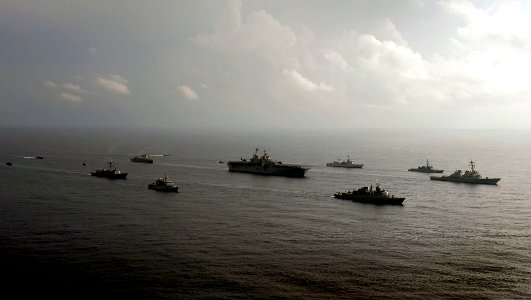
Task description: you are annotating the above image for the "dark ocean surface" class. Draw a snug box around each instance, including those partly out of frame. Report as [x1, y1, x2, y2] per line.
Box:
[0, 128, 529, 299]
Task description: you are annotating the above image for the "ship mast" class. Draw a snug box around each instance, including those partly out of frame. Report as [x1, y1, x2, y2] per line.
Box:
[469, 160, 475, 171]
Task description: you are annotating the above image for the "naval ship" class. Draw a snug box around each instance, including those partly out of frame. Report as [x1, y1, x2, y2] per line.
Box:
[408, 158, 443, 173]
[430, 160, 500, 185]
[326, 155, 363, 168]
[227, 148, 309, 177]
[148, 173, 178, 192]
[334, 184, 405, 205]
[131, 154, 154, 163]
[90, 161, 128, 179]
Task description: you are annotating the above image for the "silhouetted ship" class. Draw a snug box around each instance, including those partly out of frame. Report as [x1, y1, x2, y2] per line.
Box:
[408, 158, 443, 173]
[326, 155, 363, 168]
[35, 155, 44, 160]
[148, 174, 178, 192]
[6, 162, 12, 166]
[430, 160, 500, 185]
[90, 161, 128, 179]
[82, 161, 87, 166]
[227, 148, 309, 177]
[131, 154, 153, 163]
[334, 184, 405, 205]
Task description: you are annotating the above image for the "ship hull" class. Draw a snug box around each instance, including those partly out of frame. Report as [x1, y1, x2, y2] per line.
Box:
[227, 162, 308, 178]
[148, 185, 178, 192]
[131, 159, 153, 163]
[90, 173, 128, 179]
[430, 176, 500, 185]
[334, 193, 404, 205]
[327, 164, 363, 168]
[408, 169, 444, 173]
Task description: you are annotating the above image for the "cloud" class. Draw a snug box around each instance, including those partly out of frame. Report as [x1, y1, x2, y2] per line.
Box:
[61, 92, 82, 102]
[324, 50, 352, 72]
[43, 80, 57, 88]
[177, 85, 199, 100]
[193, 0, 297, 65]
[97, 74, 130, 95]
[62, 83, 84, 93]
[283, 69, 334, 92]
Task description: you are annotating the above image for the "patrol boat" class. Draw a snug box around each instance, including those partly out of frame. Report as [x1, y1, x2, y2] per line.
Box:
[430, 160, 500, 185]
[90, 161, 128, 179]
[334, 184, 405, 205]
[131, 154, 154, 163]
[227, 148, 309, 177]
[326, 155, 363, 168]
[408, 158, 443, 173]
[148, 173, 178, 192]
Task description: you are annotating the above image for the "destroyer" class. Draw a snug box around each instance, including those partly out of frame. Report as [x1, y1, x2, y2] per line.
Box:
[227, 148, 309, 177]
[148, 173, 178, 192]
[334, 184, 405, 205]
[430, 160, 500, 185]
[131, 154, 153, 163]
[408, 158, 443, 173]
[326, 155, 363, 168]
[90, 161, 128, 179]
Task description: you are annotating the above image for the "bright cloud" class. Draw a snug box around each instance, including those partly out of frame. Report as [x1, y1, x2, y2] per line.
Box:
[97, 74, 130, 95]
[283, 69, 334, 92]
[61, 92, 82, 102]
[324, 50, 352, 72]
[43, 80, 57, 88]
[177, 85, 199, 100]
[62, 83, 84, 93]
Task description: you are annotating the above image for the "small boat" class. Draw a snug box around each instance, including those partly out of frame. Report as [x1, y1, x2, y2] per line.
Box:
[5, 162, 12, 166]
[90, 161, 128, 179]
[334, 184, 405, 205]
[218, 160, 224, 164]
[148, 173, 179, 192]
[82, 161, 87, 166]
[35, 155, 44, 160]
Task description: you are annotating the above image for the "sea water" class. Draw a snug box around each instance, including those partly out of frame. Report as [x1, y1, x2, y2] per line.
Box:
[0, 128, 529, 299]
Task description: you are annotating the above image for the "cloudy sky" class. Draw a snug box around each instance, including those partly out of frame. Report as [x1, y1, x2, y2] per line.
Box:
[1, 0, 530, 130]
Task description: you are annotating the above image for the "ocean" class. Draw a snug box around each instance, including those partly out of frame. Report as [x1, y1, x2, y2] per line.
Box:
[0, 128, 529, 299]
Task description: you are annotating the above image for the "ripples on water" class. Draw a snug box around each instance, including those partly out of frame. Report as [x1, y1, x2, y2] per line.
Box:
[0, 129, 529, 299]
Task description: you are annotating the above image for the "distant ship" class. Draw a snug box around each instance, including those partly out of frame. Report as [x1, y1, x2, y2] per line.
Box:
[334, 184, 405, 205]
[408, 158, 443, 173]
[430, 160, 500, 185]
[131, 154, 153, 163]
[35, 155, 44, 160]
[90, 161, 128, 179]
[326, 155, 363, 168]
[227, 148, 309, 178]
[82, 161, 87, 166]
[148, 173, 178, 192]
[5, 162, 12, 166]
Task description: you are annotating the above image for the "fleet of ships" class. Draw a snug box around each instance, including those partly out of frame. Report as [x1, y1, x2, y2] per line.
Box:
[3, 149, 502, 204]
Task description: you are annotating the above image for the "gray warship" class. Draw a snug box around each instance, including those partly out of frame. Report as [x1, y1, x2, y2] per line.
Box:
[326, 155, 363, 168]
[334, 184, 405, 205]
[131, 154, 154, 163]
[91, 161, 128, 179]
[148, 173, 178, 192]
[408, 158, 443, 173]
[430, 160, 500, 185]
[227, 148, 309, 177]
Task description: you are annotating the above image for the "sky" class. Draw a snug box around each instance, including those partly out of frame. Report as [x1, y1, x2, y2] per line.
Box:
[1, 0, 531, 130]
